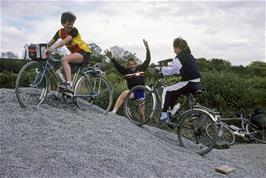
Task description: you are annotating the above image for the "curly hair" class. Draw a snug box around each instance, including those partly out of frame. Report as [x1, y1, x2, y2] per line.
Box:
[61, 11, 76, 24]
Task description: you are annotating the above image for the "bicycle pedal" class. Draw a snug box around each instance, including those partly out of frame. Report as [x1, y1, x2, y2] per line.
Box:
[167, 122, 176, 129]
[63, 92, 73, 98]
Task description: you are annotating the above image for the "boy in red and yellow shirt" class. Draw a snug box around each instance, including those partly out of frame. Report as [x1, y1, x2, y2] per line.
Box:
[47, 11, 91, 91]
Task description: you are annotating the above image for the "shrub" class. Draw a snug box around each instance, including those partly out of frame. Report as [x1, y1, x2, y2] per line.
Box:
[0, 72, 17, 88]
[199, 72, 257, 116]
[0, 59, 27, 73]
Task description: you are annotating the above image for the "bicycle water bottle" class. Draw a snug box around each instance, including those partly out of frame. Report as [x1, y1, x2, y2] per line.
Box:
[229, 125, 240, 132]
[233, 131, 245, 137]
[170, 103, 180, 116]
[56, 69, 65, 83]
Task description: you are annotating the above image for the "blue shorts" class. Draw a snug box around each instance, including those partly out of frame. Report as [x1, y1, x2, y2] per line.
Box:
[133, 89, 144, 100]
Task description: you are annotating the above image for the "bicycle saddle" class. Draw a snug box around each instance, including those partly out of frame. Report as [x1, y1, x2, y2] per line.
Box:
[193, 90, 202, 95]
[184, 90, 202, 96]
[234, 112, 243, 117]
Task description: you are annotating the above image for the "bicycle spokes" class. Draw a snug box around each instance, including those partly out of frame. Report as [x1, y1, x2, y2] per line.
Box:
[15, 61, 48, 107]
[247, 124, 266, 143]
[74, 75, 113, 114]
[177, 109, 217, 155]
[124, 85, 156, 126]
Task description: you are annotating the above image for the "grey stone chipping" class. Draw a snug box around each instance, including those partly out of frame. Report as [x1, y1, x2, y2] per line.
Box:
[0, 89, 265, 178]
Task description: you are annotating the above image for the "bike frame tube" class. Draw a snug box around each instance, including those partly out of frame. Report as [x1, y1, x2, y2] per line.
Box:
[72, 67, 81, 87]
[187, 94, 194, 116]
[154, 87, 162, 105]
[31, 60, 49, 87]
[178, 108, 217, 124]
[30, 69, 43, 87]
[194, 103, 220, 115]
[47, 62, 64, 85]
[73, 74, 97, 98]
[241, 115, 259, 130]
[145, 85, 157, 117]
[45, 58, 82, 86]
[150, 79, 164, 107]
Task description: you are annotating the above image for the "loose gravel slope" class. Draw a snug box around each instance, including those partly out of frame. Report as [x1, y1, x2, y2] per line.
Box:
[0, 89, 265, 178]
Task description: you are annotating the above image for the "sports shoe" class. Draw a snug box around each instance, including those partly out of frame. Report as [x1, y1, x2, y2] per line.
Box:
[156, 112, 170, 128]
[108, 110, 117, 115]
[59, 83, 73, 93]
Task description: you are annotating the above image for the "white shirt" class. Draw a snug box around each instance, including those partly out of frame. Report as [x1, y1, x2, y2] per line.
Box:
[161, 56, 200, 82]
[161, 57, 182, 76]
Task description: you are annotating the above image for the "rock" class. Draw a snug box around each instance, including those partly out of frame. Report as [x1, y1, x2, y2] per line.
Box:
[214, 141, 230, 149]
[215, 165, 236, 175]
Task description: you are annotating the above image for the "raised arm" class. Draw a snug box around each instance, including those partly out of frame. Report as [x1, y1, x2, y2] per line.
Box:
[139, 39, 151, 71]
[105, 50, 128, 75]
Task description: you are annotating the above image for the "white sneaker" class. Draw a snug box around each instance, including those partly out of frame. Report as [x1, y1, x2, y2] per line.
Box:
[59, 83, 73, 92]
[108, 110, 117, 115]
[170, 103, 180, 116]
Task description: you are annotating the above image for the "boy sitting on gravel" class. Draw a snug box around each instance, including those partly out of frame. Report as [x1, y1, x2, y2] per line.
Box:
[105, 40, 151, 118]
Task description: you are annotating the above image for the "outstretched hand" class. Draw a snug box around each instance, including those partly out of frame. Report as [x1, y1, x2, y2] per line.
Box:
[155, 66, 161, 73]
[153, 66, 164, 79]
[104, 49, 113, 59]
[143, 39, 149, 50]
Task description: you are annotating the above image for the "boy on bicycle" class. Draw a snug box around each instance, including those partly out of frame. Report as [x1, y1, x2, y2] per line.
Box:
[46, 11, 91, 92]
[158, 37, 201, 126]
[105, 40, 150, 118]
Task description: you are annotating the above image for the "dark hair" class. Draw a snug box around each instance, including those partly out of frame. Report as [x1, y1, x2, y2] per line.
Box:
[61, 11, 76, 24]
[173, 37, 189, 50]
[127, 58, 137, 65]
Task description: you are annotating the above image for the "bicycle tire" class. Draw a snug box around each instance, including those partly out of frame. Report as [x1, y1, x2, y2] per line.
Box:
[15, 61, 49, 107]
[74, 74, 113, 114]
[246, 123, 266, 144]
[206, 122, 235, 146]
[123, 85, 157, 126]
[177, 108, 218, 155]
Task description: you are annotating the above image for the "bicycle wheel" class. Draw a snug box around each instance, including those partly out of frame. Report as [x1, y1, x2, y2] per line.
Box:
[74, 74, 113, 114]
[246, 123, 266, 144]
[206, 122, 235, 145]
[15, 61, 49, 107]
[177, 108, 217, 155]
[124, 85, 156, 126]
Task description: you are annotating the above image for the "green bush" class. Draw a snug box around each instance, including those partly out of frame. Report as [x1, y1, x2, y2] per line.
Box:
[0, 59, 27, 88]
[0, 72, 17, 88]
[199, 72, 257, 116]
[0, 58, 28, 73]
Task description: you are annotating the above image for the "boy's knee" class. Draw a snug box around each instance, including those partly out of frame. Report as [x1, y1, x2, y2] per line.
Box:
[123, 90, 129, 95]
[61, 57, 68, 64]
[121, 90, 129, 97]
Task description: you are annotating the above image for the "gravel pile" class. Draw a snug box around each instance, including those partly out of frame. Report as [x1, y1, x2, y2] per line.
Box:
[0, 89, 265, 177]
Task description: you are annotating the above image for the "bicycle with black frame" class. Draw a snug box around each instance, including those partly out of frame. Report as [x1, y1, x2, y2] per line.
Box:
[123, 65, 218, 155]
[15, 43, 113, 114]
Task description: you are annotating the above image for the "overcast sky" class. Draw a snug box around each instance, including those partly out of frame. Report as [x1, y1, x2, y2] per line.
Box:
[1, 0, 265, 65]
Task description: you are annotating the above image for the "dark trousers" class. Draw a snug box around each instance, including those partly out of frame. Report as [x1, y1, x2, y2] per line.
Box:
[162, 82, 200, 112]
